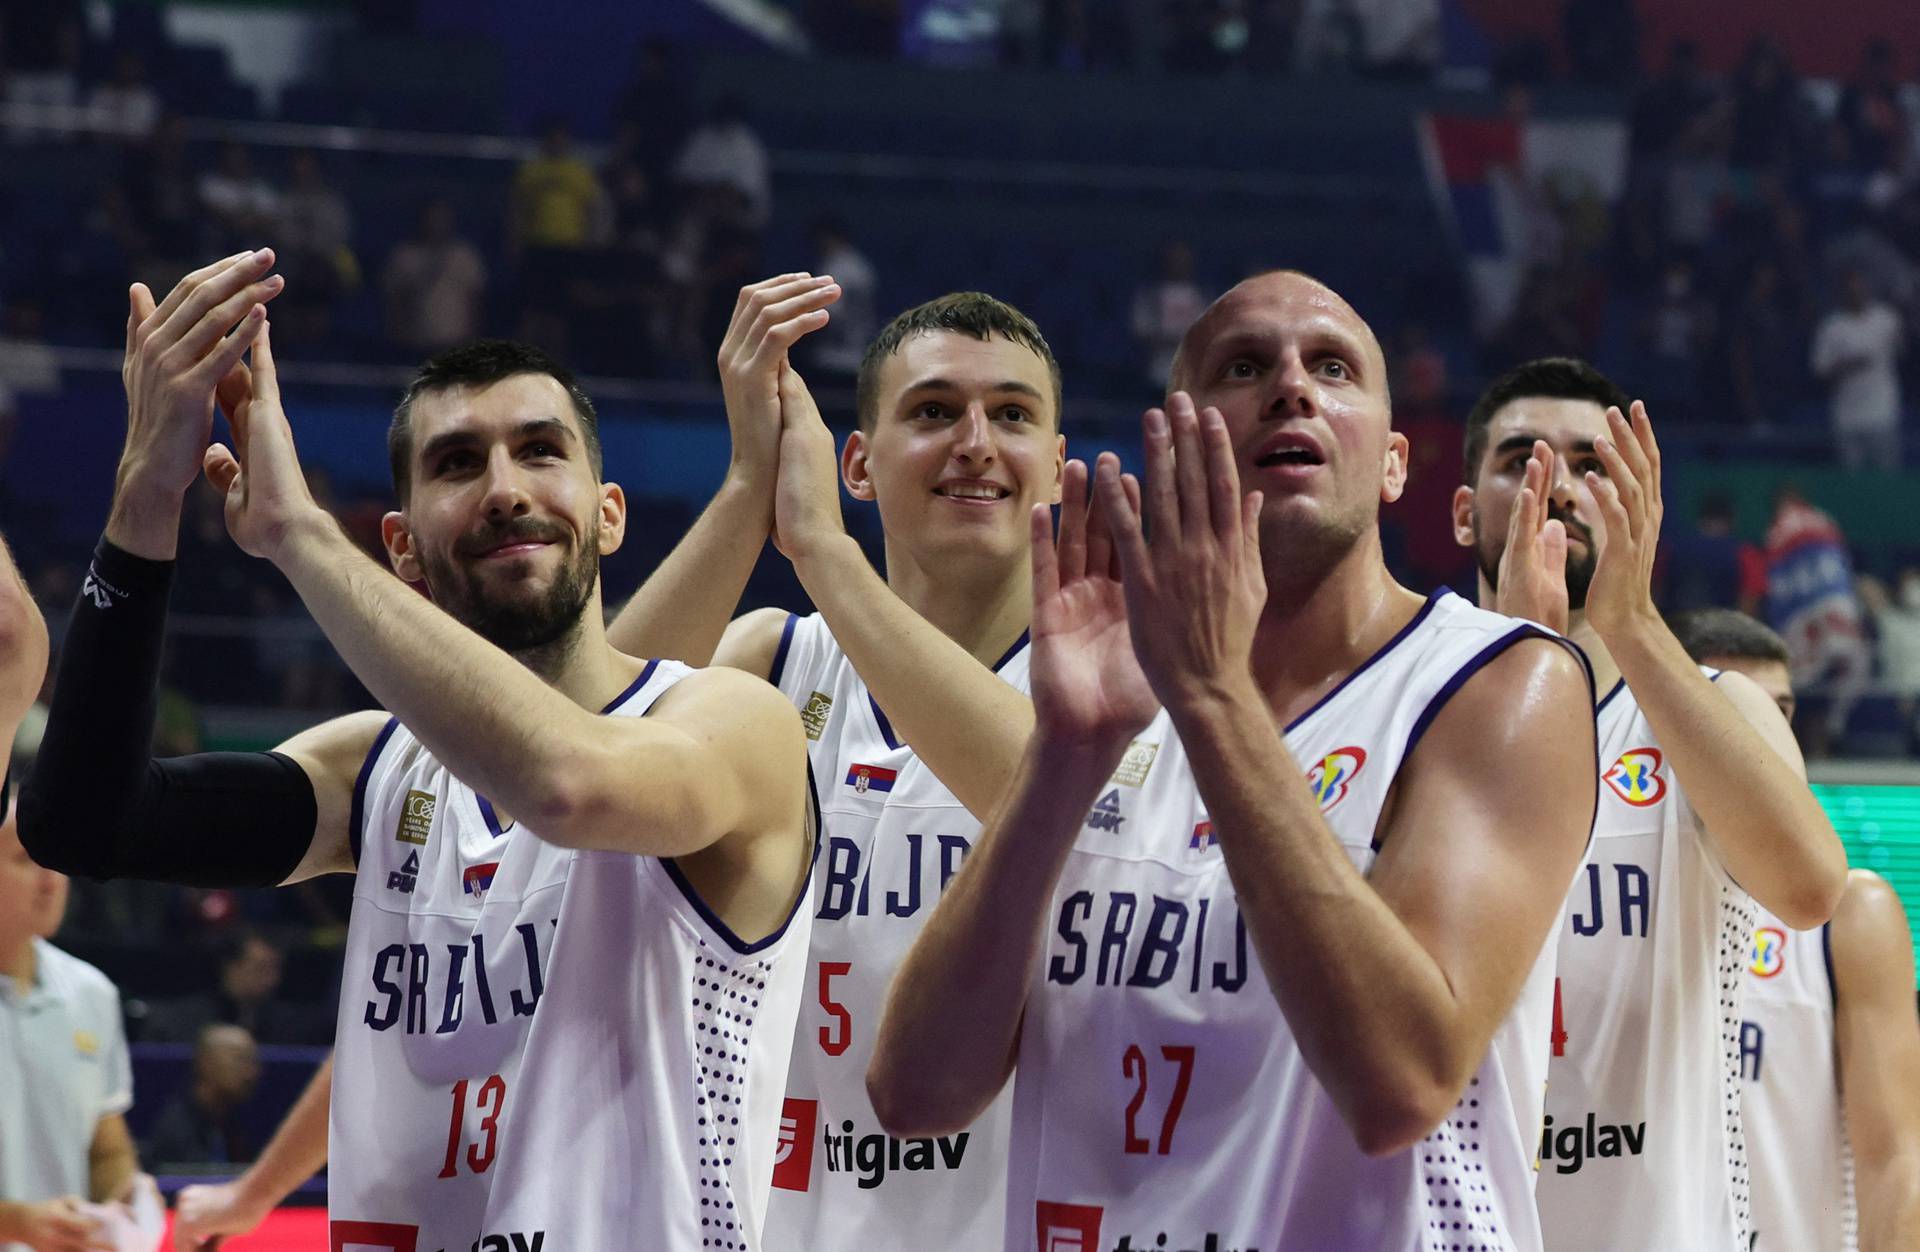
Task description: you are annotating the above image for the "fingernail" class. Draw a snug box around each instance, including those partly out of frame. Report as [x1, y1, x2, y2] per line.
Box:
[251, 247, 272, 263]
[263, 274, 283, 289]
[1145, 409, 1168, 435]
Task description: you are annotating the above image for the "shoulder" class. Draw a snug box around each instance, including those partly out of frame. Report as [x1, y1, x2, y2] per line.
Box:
[1833, 869, 1910, 946]
[1402, 628, 1593, 783]
[1830, 868, 1917, 998]
[34, 940, 121, 1008]
[648, 665, 802, 730]
[714, 607, 804, 680]
[276, 709, 399, 774]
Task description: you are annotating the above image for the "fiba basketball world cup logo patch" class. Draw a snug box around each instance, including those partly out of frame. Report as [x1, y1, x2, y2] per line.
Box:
[1306, 747, 1366, 813]
[1750, 925, 1788, 978]
[1603, 748, 1666, 807]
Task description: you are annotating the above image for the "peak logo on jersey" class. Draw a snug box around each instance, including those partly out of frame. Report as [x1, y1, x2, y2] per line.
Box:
[1037, 1201, 1103, 1251]
[814, 1115, 970, 1189]
[463, 861, 499, 900]
[386, 850, 420, 896]
[1749, 925, 1787, 978]
[1112, 740, 1160, 788]
[396, 790, 436, 845]
[1537, 1112, 1646, 1174]
[1189, 820, 1217, 852]
[771, 1097, 818, 1191]
[1602, 748, 1666, 807]
[1305, 748, 1366, 813]
[1086, 789, 1125, 834]
[846, 763, 897, 794]
[801, 690, 833, 740]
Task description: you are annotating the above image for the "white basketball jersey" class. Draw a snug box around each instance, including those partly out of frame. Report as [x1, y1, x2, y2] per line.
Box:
[1741, 906, 1856, 1251]
[1007, 591, 1585, 1252]
[331, 660, 815, 1251]
[763, 612, 1029, 1252]
[1536, 675, 1757, 1252]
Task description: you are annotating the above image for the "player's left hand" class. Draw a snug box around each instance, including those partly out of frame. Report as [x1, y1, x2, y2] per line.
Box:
[1097, 392, 1266, 716]
[201, 321, 327, 562]
[171, 1177, 272, 1250]
[770, 361, 847, 562]
[1492, 440, 1570, 635]
[1582, 400, 1663, 643]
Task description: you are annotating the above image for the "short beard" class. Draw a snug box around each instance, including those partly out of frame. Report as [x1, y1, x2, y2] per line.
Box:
[1473, 506, 1597, 611]
[421, 521, 600, 657]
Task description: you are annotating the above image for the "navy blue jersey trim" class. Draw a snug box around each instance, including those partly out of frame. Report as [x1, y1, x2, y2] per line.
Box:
[1821, 921, 1837, 1013]
[769, 613, 800, 690]
[1375, 626, 1597, 853]
[869, 695, 902, 752]
[348, 717, 402, 868]
[1596, 677, 1627, 713]
[1284, 590, 1444, 736]
[992, 630, 1032, 674]
[475, 794, 513, 837]
[660, 758, 824, 956]
[600, 659, 660, 714]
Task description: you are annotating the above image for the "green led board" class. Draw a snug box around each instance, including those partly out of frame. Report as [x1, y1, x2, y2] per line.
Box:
[1812, 783, 1920, 985]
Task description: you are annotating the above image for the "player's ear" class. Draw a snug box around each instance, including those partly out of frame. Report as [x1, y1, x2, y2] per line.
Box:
[1050, 433, 1066, 506]
[1450, 485, 1477, 550]
[597, 481, 626, 556]
[382, 511, 424, 583]
[1381, 430, 1409, 504]
[843, 429, 876, 502]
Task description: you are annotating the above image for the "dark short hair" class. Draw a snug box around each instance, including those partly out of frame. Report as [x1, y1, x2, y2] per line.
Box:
[388, 340, 603, 501]
[1463, 357, 1632, 484]
[1667, 608, 1791, 667]
[854, 292, 1062, 431]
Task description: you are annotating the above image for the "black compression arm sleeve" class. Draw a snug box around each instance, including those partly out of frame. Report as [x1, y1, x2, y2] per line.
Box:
[18, 538, 318, 887]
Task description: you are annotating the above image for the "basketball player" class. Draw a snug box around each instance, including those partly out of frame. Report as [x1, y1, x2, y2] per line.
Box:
[1670, 608, 1920, 1251]
[19, 252, 815, 1250]
[872, 270, 1600, 1250]
[1452, 358, 1849, 1250]
[170, 1054, 330, 1250]
[606, 277, 1063, 1249]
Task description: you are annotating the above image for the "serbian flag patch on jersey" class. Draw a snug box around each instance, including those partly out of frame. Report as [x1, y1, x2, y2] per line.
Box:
[462, 861, 499, 898]
[1189, 820, 1218, 852]
[845, 764, 898, 794]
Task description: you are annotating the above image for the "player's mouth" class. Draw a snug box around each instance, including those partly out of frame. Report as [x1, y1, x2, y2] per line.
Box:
[1251, 431, 1327, 480]
[478, 541, 552, 560]
[459, 522, 569, 561]
[932, 479, 1013, 506]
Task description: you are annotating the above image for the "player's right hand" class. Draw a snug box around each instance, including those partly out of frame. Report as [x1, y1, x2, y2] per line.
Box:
[119, 250, 285, 505]
[1492, 440, 1570, 635]
[716, 274, 840, 489]
[170, 1177, 274, 1250]
[7, 1196, 113, 1252]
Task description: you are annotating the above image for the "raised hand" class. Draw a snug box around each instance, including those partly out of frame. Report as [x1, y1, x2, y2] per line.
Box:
[716, 274, 840, 490]
[1029, 457, 1159, 747]
[1582, 400, 1663, 643]
[1094, 393, 1266, 715]
[111, 251, 285, 556]
[201, 322, 325, 562]
[1492, 441, 1570, 634]
[171, 1178, 272, 1250]
[770, 361, 847, 561]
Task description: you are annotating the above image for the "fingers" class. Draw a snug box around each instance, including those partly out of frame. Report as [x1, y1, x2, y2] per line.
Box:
[249, 321, 280, 406]
[1631, 399, 1662, 496]
[145, 251, 256, 334]
[724, 272, 812, 345]
[124, 283, 155, 358]
[1199, 406, 1241, 539]
[1541, 518, 1568, 594]
[174, 275, 278, 369]
[193, 303, 268, 390]
[1030, 502, 1060, 610]
[1585, 470, 1629, 555]
[726, 274, 835, 372]
[204, 444, 241, 494]
[153, 249, 276, 351]
[1096, 455, 1150, 581]
[1084, 454, 1119, 579]
[1056, 459, 1090, 584]
[214, 361, 252, 425]
[775, 361, 826, 430]
[1241, 489, 1264, 566]
[1167, 393, 1210, 537]
[1141, 406, 1179, 546]
[1592, 426, 1644, 543]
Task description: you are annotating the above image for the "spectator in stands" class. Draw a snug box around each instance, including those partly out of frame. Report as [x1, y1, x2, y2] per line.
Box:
[1762, 485, 1871, 757]
[197, 142, 279, 257]
[1349, 0, 1440, 81]
[2, 7, 82, 142]
[1858, 568, 1920, 754]
[1131, 240, 1206, 388]
[1663, 490, 1763, 613]
[1839, 39, 1907, 177]
[1727, 39, 1811, 175]
[613, 38, 691, 189]
[0, 794, 143, 1248]
[1727, 260, 1802, 429]
[142, 929, 329, 1046]
[142, 1025, 262, 1168]
[121, 112, 198, 277]
[86, 47, 158, 143]
[1637, 258, 1715, 417]
[511, 117, 604, 255]
[672, 96, 771, 229]
[1811, 267, 1904, 472]
[383, 197, 487, 356]
[807, 216, 878, 382]
[273, 150, 358, 347]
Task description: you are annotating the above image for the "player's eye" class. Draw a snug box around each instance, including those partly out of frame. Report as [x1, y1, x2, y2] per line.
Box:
[917, 404, 947, 420]
[1222, 360, 1257, 380]
[998, 406, 1031, 423]
[1319, 359, 1349, 380]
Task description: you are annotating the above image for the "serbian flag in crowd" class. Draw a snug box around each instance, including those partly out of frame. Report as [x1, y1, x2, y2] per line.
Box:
[1763, 497, 1866, 680]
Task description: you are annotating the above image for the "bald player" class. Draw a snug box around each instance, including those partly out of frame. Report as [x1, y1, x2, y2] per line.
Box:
[1453, 358, 1847, 1250]
[1671, 608, 1920, 1252]
[872, 270, 1598, 1250]
[21, 253, 814, 1250]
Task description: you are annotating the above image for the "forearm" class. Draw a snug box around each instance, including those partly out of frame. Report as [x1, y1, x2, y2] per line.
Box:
[1609, 617, 1844, 924]
[239, 1054, 332, 1203]
[794, 536, 1033, 818]
[870, 734, 1115, 1136]
[1173, 686, 1471, 1147]
[607, 473, 770, 664]
[88, 1136, 135, 1204]
[1861, 1156, 1920, 1252]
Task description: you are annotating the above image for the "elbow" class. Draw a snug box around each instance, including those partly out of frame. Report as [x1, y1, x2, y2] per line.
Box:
[17, 773, 99, 879]
[866, 1049, 978, 1140]
[1345, 1086, 1456, 1159]
[1768, 836, 1848, 930]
